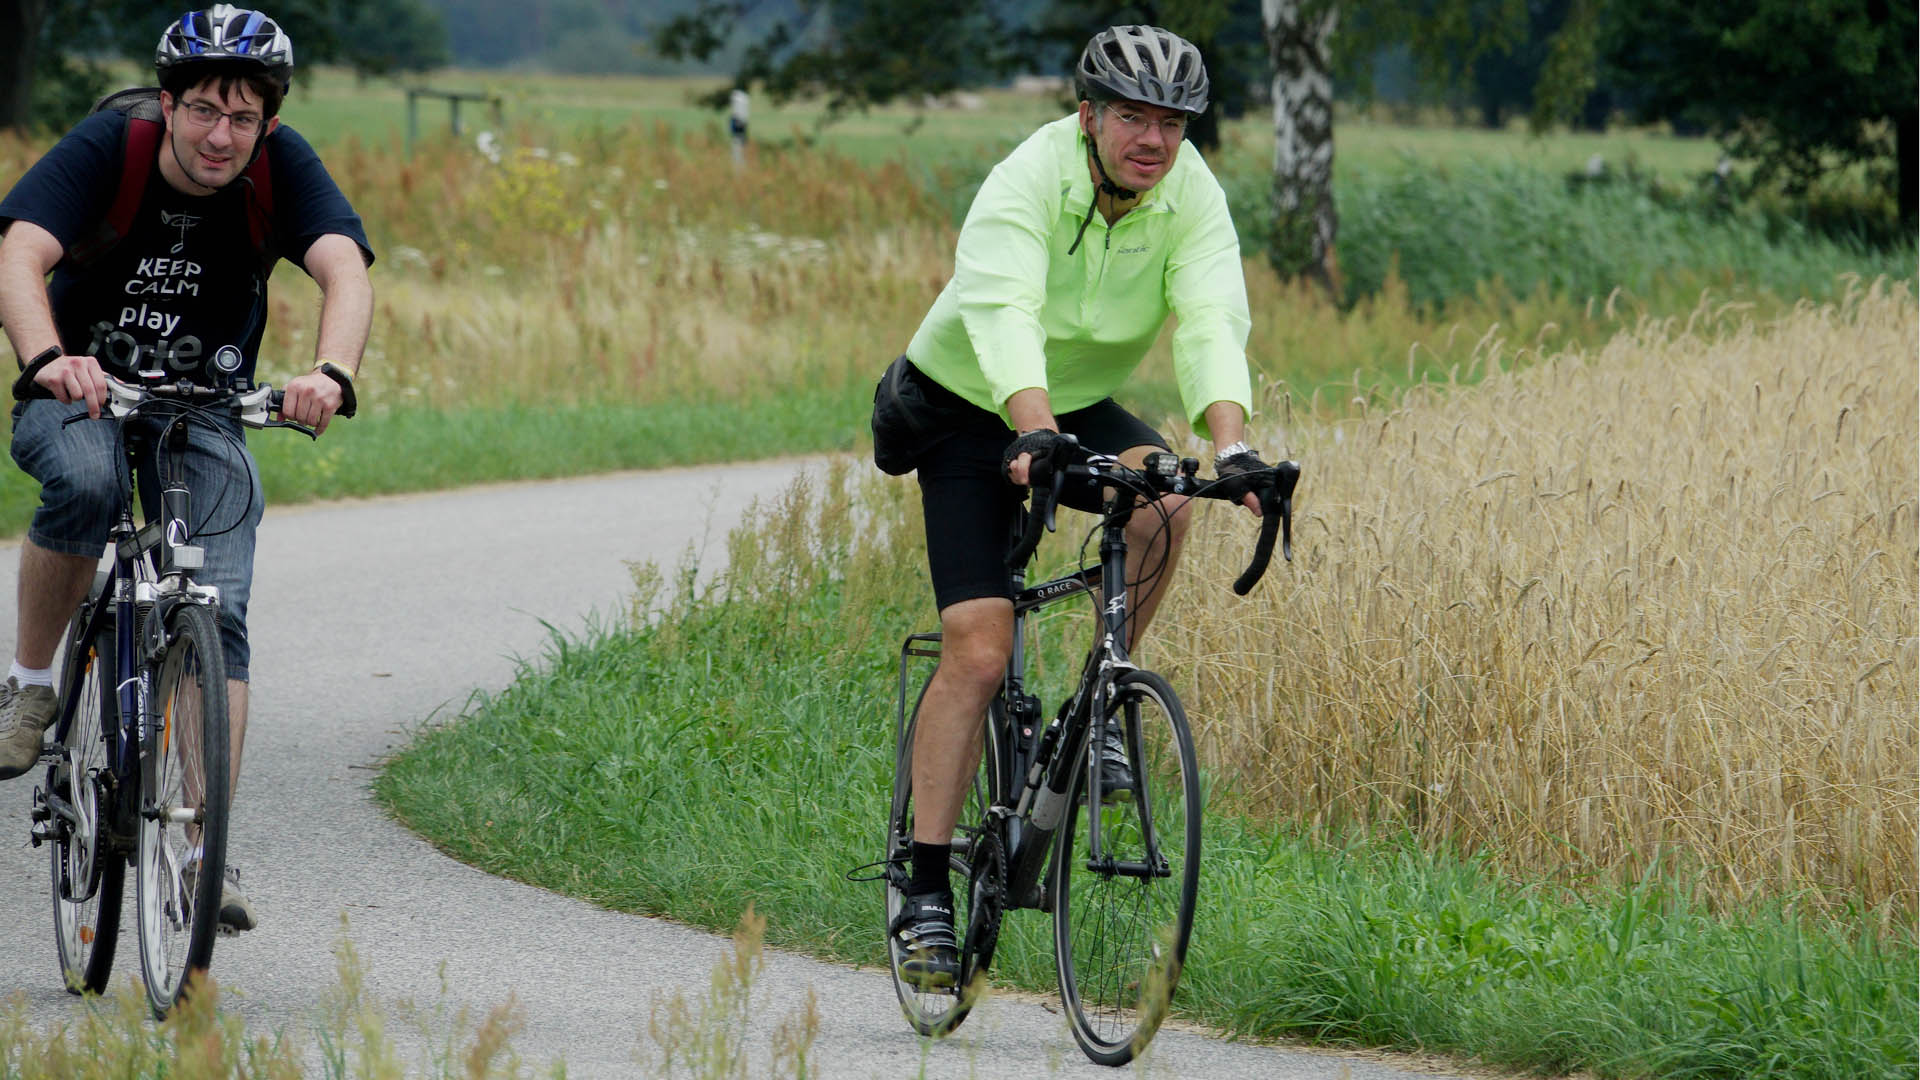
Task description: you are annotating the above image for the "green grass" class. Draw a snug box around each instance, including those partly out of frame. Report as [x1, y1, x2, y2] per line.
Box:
[373, 464, 1918, 1080]
[0, 380, 867, 536]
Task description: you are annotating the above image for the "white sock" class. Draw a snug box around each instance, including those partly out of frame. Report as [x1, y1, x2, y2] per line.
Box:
[9, 661, 53, 688]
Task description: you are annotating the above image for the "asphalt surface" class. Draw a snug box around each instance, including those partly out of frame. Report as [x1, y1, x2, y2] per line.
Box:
[0, 460, 1470, 1079]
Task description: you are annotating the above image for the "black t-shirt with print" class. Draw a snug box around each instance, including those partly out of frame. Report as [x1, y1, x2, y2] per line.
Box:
[0, 109, 374, 384]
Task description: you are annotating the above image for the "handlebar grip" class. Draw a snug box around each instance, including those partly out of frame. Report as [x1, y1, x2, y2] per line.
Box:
[263, 389, 319, 439]
[1003, 435, 1078, 570]
[1231, 460, 1301, 596]
[10, 347, 61, 402]
[1232, 495, 1282, 596]
[1006, 467, 1060, 569]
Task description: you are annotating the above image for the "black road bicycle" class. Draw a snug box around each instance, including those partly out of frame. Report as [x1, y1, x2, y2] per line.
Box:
[876, 440, 1299, 1065]
[18, 367, 334, 1018]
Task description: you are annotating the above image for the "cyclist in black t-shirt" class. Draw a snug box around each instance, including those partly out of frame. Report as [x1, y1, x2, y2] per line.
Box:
[0, 5, 374, 933]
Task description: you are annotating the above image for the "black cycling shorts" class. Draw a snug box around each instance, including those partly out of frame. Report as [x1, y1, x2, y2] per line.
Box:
[901, 361, 1169, 612]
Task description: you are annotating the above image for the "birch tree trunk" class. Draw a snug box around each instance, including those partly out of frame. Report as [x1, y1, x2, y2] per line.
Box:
[1262, 0, 1340, 299]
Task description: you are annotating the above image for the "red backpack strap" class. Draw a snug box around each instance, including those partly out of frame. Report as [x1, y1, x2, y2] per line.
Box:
[67, 115, 160, 268]
[241, 146, 277, 273]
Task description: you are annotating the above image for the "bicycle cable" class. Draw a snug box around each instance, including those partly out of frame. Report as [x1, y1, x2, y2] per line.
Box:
[126, 395, 260, 545]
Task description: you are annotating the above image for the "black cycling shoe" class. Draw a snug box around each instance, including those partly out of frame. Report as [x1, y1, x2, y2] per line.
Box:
[1095, 719, 1135, 804]
[890, 890, 959, 990]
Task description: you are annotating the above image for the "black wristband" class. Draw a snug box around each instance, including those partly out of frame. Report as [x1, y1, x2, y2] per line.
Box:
[11, 346, 62, 402]
[316, 361, 358, 418]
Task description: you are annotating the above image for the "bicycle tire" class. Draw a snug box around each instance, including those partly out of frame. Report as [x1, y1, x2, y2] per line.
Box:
[50, 606, 123, 995]
[1050, 669, 1201, 1066]
[884, 672, 1004, 1037]
[136, 602, 229, 1019]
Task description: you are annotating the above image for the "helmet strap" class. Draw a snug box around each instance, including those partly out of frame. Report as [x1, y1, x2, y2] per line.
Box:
[1069, 114, 1137, 256]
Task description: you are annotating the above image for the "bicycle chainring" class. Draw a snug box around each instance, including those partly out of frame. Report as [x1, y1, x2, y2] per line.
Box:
[961, 821, 1007, 986]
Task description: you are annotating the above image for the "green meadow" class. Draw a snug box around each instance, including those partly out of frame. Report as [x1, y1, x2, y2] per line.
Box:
[2, 68, 1914, 1078]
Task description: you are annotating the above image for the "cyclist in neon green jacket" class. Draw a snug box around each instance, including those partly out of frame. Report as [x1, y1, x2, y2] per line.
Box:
[870, 24, 1276, 989]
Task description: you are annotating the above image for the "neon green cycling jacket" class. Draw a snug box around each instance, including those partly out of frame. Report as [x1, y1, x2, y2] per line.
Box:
[905, 113, 1254, 441]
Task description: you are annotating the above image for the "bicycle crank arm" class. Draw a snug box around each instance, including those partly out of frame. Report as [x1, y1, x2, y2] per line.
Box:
[35, 791, 81, 830]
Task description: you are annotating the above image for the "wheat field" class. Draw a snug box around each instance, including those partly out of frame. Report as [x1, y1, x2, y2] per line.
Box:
[1161, 278, 1918, 917]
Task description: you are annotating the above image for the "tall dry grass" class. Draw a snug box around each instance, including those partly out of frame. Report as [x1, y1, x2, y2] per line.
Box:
[246, 124, 959, 408]
[1160, 278, 1918, 918]
[4, 119, 1816, 416]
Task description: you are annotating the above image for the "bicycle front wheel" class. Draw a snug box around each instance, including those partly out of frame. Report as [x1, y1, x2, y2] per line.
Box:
[1051, 669, 1201, 1066]
[50, 606, 122, 995]
[136, 602, 230, 1019]
[884, 672, 1003, 1037]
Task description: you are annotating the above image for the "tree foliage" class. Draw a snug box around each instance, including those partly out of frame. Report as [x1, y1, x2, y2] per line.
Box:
[653, 0, 1262, 150]
[658, 0, 1021, 114]
[6, 0, 449, 133]
[1330, 0, 1603, 132]
[1600, 0, 1917, 220]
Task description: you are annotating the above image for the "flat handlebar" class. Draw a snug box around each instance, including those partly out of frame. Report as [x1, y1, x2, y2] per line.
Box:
[15, 372, 321, 439]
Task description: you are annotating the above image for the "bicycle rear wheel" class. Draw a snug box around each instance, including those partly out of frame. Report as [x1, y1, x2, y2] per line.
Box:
[884, 672, 1004, 1037]
[1051, 669, 1200, 1066]
[136, 603, 229, 1019]
[50, 606, 122, 995]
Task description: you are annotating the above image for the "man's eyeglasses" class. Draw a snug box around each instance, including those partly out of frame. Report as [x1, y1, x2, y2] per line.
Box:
[1103, 104, 1188, 140]
[176, 100, 265, 137]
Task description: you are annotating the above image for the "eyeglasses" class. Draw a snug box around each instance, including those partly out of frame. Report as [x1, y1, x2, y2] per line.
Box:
[1103, 104, 1188, 140]
[176, 99, 264, 137]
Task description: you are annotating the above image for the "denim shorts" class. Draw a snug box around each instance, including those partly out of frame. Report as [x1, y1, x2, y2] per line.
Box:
[11, 399, 264, 680]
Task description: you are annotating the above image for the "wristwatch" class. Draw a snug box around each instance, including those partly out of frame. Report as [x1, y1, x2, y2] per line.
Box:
[1213, 440, 1255, 468]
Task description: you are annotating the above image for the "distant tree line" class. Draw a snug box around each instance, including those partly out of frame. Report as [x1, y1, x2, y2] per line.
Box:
[3, 0, 1908, 290]
[2, 0, 448, 132]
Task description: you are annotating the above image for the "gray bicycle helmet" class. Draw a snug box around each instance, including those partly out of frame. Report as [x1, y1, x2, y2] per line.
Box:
[1076, 25, 1209, 115]
[156, 5, 295, 90]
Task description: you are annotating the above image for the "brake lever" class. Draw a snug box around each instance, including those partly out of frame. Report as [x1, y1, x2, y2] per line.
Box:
[263, 418, 318, 440]
[1274, 460, 1301, 562]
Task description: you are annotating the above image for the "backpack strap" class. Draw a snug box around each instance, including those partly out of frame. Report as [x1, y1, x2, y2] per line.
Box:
[240, 148, 276, 274]
[65, 115, 161, 268]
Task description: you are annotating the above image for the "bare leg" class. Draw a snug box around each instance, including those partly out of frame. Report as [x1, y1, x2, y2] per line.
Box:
[17, 541, 95, 669]
[227, 679, 246, 805]
[910, 597, 1012, 846]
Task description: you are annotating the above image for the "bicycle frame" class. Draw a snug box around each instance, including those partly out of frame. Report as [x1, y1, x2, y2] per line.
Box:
[46, 417, 221, 859]
[895, 476, 1174, 915]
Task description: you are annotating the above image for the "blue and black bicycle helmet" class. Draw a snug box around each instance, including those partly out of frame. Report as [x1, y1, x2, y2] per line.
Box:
[156, 5, 295, 90]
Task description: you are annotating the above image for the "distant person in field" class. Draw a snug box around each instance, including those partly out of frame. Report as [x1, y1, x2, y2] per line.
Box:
[867, 24, 1273, 989]
[0, 4, 373, 932]
[729, 87, 750, 168]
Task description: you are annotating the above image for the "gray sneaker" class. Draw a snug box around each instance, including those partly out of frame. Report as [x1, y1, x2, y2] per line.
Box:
[219, 866, 258, 932]
[0, 676, 57, 781]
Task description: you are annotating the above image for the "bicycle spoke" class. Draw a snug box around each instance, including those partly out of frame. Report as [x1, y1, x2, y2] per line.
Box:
[884, 670, 1002, 1037]
[50, 611, 122, 995]
[1052, 670, 1200, 1066]
[136, 605, 228, 1019]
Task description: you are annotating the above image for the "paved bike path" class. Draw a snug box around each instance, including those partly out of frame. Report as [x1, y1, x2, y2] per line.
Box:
[0, 460, 1470, 1079]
